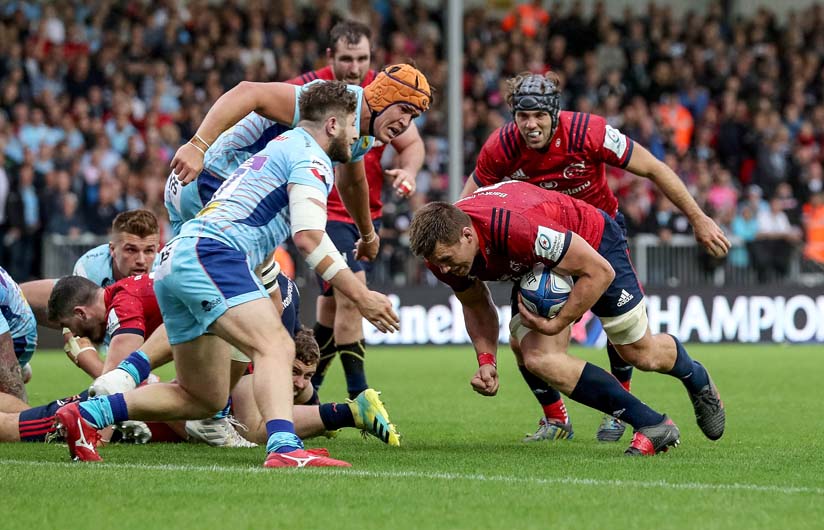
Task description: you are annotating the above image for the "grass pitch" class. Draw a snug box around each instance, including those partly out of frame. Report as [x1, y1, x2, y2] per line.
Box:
[2, 344, 823, 529]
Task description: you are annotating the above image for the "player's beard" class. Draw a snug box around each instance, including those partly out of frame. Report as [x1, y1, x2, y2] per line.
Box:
[328, 129, 352, 164]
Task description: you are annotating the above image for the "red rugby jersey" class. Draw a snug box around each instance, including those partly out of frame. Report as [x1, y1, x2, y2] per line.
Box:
[429, 181, 606, 292]
[287, 67, 384, 222]
[103, 274, 163, 339]
[473, 111, 634, 217]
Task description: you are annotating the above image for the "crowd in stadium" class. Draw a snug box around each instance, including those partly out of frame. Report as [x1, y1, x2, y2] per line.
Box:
[0, 0, 823, 283]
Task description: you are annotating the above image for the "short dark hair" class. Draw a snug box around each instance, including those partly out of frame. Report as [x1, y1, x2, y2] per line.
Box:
[329, 20, 372, 55]
[298, 80, 358, 123]
[294, 327, 320, 366]
[112, 209, 159, 239]
[48, 275, 101, 323]
[408, 202, 471, 258]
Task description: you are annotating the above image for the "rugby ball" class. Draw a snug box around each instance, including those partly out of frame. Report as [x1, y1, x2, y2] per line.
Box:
[519, 264, 573, 318]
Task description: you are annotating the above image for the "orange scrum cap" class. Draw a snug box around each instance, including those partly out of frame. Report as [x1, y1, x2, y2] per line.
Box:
[364, 64, 431, 117]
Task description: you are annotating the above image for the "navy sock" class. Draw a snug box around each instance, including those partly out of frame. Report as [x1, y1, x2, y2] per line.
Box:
[119, 350, 152, 385]
[518, 364, 563, 406]
[339, 341, 368, 399]
[311, 322, 336, 390]
[607, 342, 633, 389]
[318, 402, 356, 430]
[569, 362, 665, 429]
[265, 419, 302, 454]
[666, 335, 710, 393]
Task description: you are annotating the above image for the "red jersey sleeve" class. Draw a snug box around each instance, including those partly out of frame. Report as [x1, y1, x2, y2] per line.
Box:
[507, 210, 573, 269]
[585, 114, 634, 169]
[106, 291, 146, 338]
[473, 126, 518, 187]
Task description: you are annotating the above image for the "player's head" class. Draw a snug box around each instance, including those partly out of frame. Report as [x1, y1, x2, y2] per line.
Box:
[327, 20, 372, 85]
[363, 64, 431, 144]
[409, 202, 478, 276]
[48, 275, 106, 342]
[506, 71, 562, 150]
[292, 327, 319, 397]
[109, 209, 160, 281]
[298, 80, 359, 163]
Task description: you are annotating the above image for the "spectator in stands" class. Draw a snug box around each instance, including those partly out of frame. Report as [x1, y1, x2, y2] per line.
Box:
[47, 192, 85, 238]
[730, 204, 759, 269]
[0, 1, 821, 287]
[752, 196, 803, 282]
[802, 192, 824, 266]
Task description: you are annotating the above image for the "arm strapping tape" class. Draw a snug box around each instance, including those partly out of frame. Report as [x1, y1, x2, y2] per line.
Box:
[305, 233, 348, 281]
[289, 184, 328, 236]
[259, 257, 281, 293]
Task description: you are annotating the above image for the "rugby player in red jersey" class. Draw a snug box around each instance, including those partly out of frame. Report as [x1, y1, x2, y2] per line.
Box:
[460, 72, 730, 442]
[409, 181, 725, 455]
[287, 20, 425, 399]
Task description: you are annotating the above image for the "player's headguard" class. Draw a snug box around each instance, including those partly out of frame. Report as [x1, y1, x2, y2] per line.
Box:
[364, 64, 431, 135]
[509, 73, 562, 138]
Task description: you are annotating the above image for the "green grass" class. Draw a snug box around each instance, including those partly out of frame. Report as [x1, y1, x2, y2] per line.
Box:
[3, 344, 824, 529]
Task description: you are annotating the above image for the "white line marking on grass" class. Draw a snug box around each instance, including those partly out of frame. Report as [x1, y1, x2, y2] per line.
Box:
[2, 459, 822, 496]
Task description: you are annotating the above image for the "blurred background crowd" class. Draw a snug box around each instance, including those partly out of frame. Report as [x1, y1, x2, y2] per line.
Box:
[1, 0, 823, 285]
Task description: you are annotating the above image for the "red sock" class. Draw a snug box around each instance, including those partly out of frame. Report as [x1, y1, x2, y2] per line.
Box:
[620, 380, 631, 393]
[541, 398, 569, 424]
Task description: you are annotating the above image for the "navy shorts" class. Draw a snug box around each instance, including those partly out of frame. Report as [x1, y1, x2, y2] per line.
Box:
[316, 220, 381, 296]
[590, 211, 644, 319]
[277, 273, 302, 337]
[18, 391, 89, 442]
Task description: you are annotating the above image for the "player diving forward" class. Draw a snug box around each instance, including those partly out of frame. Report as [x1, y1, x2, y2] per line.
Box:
[54, 81, 399, 467]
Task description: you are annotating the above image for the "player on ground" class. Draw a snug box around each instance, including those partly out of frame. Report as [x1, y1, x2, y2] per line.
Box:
[54, 81, 399, 467]
[461, 72, 731, 442]
[409, 181, 725, 455]
[287, 20, 425, 398]
[0, 267, 37, 401]
[20, 210, 160, 377]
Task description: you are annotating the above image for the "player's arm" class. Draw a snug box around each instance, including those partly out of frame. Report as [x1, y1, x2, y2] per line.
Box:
[20, 279, 59, 328]
[103, 332, 145, 374]
[386, 121, 424, 197]
[517, 233, 614, 336]
[459, 172, 481, 199]
[336, 160, 379, 261]
[0, 331, 26, 401]
[170, 81, 298, 184]
[288, 183, 399, 333]
[454, 279, 500, 397]
[625, 143, 731, 257]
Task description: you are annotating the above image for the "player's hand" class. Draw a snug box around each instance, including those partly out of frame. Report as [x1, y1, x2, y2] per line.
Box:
[386, 168, 416, 198]
[471, 365, 499, 396]
[170, 142, 205, 185]
[89, 368, 137, 397]
[354, 231, 380, 261]
[517, 296, 573, 336]
[357, 290, 400, 333]
[692, 213, 731, 258]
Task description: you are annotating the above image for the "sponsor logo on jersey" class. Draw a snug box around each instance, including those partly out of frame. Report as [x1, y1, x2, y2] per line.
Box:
[507, 168, 528, 180]
[538, 181, 559, 189]
[106, 309, 121, 336]
[559, 180, 592, 195]
[534, 226, 567, 262]
[562, 161, 587, 179]
[603, 125, 628, 158]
